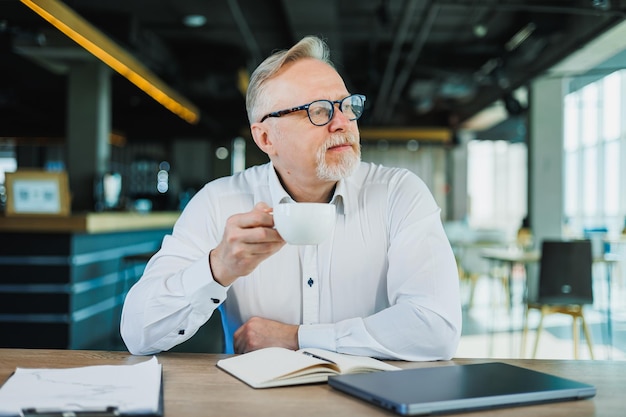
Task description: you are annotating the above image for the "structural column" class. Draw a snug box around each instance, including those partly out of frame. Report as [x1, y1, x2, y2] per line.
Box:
[66, 60, 111, 212]
[528, 76, 566, 246]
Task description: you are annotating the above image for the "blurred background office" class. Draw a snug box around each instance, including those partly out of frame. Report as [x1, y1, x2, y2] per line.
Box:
[1, 0, 625, 359]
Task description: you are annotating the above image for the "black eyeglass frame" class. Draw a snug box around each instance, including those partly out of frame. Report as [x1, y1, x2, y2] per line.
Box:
[259, 94, 366, 126]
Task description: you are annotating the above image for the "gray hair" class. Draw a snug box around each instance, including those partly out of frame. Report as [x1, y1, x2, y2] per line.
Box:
[246, 36, 334, 124]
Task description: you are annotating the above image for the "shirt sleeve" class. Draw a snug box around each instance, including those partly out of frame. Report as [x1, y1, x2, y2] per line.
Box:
[120, 189, 227, 355]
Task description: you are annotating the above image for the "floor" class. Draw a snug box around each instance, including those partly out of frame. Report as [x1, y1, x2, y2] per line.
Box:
[456, 270, 626, 361]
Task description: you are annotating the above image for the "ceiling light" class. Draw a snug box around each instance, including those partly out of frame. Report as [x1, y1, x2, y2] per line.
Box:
[505, 22, 537, 52]
[183, 14, 207, 28]
[20, 0, 200, 124]
[473, 24, 488, 38]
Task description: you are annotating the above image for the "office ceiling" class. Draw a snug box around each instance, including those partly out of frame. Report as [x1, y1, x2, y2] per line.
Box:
[1, 0, 626, 142]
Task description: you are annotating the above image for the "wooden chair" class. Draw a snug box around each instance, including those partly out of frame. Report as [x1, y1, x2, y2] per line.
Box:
[521, 240, 595, 359]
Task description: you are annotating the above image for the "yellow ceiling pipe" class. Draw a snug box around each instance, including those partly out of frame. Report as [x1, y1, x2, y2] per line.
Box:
[20, 0, 200, 124]
[359, 127, 452, 143]
[238, 126, 453, 144]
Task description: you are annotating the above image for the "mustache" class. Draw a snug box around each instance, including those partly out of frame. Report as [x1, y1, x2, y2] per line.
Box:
[323, 132, 359, 149]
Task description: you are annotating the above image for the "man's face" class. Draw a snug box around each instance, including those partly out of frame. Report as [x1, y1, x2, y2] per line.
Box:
[254, 58, 361, 187]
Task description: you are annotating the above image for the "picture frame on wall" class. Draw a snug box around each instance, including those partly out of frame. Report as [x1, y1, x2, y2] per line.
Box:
[5, 170, 71, 217]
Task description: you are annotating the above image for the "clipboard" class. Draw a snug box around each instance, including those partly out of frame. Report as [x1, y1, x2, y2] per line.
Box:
[0, 358, 163, 417]
[21, 407, 127, 417]
[19, 374, 164, 417]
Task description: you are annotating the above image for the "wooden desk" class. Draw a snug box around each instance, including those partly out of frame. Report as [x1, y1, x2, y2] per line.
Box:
[0, 349, 622, 417]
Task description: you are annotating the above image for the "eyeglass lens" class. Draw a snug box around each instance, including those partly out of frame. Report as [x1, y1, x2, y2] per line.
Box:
[308, 95, 365, 126]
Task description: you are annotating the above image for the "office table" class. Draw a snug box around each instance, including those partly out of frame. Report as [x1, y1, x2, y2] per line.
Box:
[480, 247, 541, 310]
[0, 349, 623, 417]
[449, 240, 509, 309]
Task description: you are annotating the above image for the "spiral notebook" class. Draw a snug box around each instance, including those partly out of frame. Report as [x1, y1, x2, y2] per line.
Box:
[328, 361, 596, 416]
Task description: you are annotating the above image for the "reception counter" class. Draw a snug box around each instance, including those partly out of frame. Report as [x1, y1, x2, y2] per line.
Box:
[0, 211, 181, 233]
[0, 211, 180, 350]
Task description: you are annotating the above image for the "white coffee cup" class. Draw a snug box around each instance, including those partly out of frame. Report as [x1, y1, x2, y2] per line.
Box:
[273, 202, 336, 245]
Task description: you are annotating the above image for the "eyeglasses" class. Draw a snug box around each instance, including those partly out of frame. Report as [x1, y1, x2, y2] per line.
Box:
[259, 94, 366, 126]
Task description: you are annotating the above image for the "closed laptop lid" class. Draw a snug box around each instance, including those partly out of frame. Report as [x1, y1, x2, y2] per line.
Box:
[328, 362, 596, 416]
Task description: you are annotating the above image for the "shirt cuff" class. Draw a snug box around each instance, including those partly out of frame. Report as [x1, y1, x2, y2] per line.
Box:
[183, 255, 229, 316]
[298, 323, 336, 351]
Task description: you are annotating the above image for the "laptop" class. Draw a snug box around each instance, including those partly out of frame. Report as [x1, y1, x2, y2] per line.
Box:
[328, 362, 596, 416]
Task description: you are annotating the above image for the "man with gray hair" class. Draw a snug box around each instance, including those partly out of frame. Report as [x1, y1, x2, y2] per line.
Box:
[121, 36, 461, 361]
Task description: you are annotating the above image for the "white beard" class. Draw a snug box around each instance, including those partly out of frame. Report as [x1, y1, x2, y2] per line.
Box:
[315, 132, 361, 181]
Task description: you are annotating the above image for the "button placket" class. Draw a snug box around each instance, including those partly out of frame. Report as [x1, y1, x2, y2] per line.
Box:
[301, 245, 319, 324]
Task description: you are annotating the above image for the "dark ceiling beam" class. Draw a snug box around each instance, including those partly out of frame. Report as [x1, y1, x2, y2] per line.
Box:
[437, 0, 626, 17]
[13, 28, 93, 75]
[456, 9, 626, 123]
[280, 0, 343, 69]
[381, 2, 440, 123]
[227, 0, 263, 69]
[370, 0, 423, 124]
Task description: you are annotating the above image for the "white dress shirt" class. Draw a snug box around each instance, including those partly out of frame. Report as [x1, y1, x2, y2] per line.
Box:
[121, 162, 462, 360]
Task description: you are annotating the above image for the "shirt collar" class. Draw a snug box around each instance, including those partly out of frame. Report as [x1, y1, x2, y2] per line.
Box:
[267, 162, 348, 215]
[267, 163, 291, 206]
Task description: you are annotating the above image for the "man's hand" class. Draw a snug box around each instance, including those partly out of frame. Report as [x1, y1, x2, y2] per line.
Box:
[210, 202, 285, 286]
[233, 317, 299, 353]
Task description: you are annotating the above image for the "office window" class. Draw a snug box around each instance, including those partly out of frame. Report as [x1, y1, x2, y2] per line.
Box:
[564, 151, 578, 218]
[605, 140, 619, 215]
[0, 157, 17, 184]
[581, 83, 598, 146]
[0, 143, 17, 208]
[564, 94, 580, 151]
[602, 72, 621, 217]
[582, 147, 598, 216]
[466, 140, 527, 235]
[603, 72, 621, 140]
[564, 70, 625, 234]
[564, 93, 580, 220]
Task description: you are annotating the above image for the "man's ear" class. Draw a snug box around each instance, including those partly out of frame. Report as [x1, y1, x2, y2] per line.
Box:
[251, 123, 276, 156]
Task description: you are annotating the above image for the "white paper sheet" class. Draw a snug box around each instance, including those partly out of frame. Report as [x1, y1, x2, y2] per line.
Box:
[0, 356, 161, 416]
